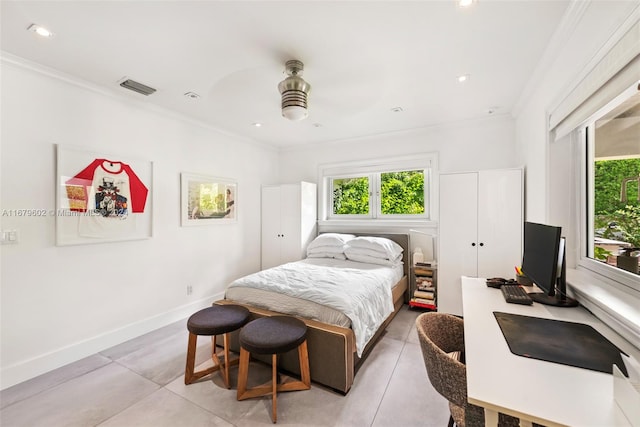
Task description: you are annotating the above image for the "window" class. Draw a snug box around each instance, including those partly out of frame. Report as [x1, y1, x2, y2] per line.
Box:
[320, 155, 436, 222]
[332, 176, 370, 215]
[380, 171, 425, 215]
[330, 170, 425, 218]
[582, 88, 640, 288]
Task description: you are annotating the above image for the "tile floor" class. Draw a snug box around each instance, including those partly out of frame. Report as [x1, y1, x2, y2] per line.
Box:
[0, 306, 450, 426]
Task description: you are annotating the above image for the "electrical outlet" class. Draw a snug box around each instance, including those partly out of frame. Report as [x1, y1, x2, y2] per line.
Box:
[187, 285, 193, 295]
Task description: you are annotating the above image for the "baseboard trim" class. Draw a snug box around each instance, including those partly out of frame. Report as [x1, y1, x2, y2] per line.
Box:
[1, 293, 223, 390]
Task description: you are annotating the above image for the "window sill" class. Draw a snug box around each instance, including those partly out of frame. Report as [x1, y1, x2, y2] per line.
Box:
[567, 267, 640, 350]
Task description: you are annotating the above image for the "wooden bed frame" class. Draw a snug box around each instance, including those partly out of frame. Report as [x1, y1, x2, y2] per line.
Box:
[217, 233, 409, 394]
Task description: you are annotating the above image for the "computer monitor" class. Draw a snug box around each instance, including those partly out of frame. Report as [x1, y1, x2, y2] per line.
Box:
[521, 222, 578, 307]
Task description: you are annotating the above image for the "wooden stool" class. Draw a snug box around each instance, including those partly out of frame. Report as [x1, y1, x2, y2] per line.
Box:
[184, 304, 250, 388]
[237, 316, 311, 423]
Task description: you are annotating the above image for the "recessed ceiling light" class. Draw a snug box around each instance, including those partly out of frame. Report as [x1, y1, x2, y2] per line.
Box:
[391, 107, 404, 113]
[184, 92, 200, 99]
[487, 106, 499, 115]
[457, 74, 470, 83]
[27, 23, 53, 38]
[458, 0, 475, 8]
[252, 122, 262, 127]
[313, 123, 323, 128]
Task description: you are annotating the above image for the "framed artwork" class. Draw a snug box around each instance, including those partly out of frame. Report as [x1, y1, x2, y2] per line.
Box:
[56, 144, 153, 246]
[181, 173, 237, 226]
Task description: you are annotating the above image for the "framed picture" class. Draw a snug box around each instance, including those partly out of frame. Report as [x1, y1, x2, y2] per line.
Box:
[181, 173, 237, 226]
[56, 144, 153, 246]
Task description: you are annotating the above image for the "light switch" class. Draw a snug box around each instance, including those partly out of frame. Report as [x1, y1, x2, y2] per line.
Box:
[1, 229, 19, 244]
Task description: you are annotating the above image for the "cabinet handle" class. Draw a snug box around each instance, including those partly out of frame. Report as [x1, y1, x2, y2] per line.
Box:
[479, 242, 484, 247]
[471, 242, 476, 247]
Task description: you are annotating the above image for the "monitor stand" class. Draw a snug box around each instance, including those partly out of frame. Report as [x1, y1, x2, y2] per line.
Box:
[529, 292, 579, 307]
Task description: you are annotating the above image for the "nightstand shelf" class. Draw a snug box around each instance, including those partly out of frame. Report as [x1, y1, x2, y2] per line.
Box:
[409, 264, 437, 311]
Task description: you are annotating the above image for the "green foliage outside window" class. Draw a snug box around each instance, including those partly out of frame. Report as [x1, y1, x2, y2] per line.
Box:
[332, 170, 426, 215]
[333, 177, 369, 214]
[594, 159, 640, 247]
[381, 171, 425, 214]
[594, 159, 640, 213]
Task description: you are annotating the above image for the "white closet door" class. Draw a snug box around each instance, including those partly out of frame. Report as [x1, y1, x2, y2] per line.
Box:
[477, 169, 523, 278]
[439, 172, 479, 315]
[279, 185, 302, 264]
[261, 186, 283, 270]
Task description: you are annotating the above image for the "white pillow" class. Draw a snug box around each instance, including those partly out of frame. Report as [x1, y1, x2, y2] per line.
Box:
[344, 246, 402, 260]
[345, 236, 403, 259]
[307, 233, 356, 251]
[307, 252, 347, 260]
[345, 252, 402, 266]
[307, 245, 345, 255]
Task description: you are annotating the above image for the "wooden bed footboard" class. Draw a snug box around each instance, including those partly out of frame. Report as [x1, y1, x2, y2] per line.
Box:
[216, 275, 407, 394]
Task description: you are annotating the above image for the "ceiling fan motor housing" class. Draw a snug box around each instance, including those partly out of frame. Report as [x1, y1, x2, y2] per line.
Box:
[278, 60, 311, 121]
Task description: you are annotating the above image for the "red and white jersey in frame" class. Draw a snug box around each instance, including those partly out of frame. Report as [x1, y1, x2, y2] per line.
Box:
[65, 159, 149, 238]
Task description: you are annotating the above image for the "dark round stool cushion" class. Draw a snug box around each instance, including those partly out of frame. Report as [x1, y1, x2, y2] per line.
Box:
[240, 316, 307, 355]
[187, 305, 250, 336]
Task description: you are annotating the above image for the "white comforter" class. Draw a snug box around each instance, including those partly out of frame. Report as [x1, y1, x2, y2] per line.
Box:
[226, 258, 399, 357]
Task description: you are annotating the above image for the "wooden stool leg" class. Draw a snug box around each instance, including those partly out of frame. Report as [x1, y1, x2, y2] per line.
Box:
[187, 333, 234, 385]
[237, 347, 250, 400]
[298, 340, 311, 387]
[272, 354, 278, 423]
[222, 333, 231, 388]
[210, 335, 230, 389]
[236, 339, 310, 423]
[184, 332, 198, 384]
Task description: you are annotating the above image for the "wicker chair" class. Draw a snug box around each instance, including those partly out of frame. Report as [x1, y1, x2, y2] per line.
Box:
[415, 312, 520, 427]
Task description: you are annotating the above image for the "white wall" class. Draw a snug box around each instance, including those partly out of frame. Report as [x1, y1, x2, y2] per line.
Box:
[515, 0, 639, 227]
[278, 114, 518, 260]
[279, 114, 517, 182]
[0, 59, 279, 389]
[514, 1, 640, 346]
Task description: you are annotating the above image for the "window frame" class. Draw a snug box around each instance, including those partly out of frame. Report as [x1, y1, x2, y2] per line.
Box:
[319, 154, 438, 225]
[576, 87, 640, 295]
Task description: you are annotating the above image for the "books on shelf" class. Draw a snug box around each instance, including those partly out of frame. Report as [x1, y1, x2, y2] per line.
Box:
[414, 267, 433, 276]
[411, 262, 437, 310]
[409, 298, 436, 310]
[413, 297, 435, 304]
[415, 261, 437, 268]
[413, 290, 434, 300]
[416, 276, 433, 285]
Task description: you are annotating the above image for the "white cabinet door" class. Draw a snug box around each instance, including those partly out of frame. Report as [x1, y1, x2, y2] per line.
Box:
[439, 169, 523, 316]
[261, 186, 283, 270]
[439, 172, 479, 315]
[279, 185, 302, 265]
[261, 183, 317, 270]
[477, 169, 523, 278]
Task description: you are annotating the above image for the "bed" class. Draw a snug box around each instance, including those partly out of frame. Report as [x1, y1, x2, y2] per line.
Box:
[216, 232, 409, 394]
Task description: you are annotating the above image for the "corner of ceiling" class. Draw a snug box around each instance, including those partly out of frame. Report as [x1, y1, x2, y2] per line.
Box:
[511, 0, 590, 120]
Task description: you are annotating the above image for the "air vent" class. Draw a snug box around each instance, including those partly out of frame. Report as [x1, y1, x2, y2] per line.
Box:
[119, 78, 156, 96]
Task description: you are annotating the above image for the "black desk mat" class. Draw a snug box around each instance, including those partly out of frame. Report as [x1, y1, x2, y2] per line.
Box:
[493, 312, 628, 376]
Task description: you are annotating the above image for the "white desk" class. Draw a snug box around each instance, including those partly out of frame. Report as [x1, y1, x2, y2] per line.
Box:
[461, 277, 639, 427]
